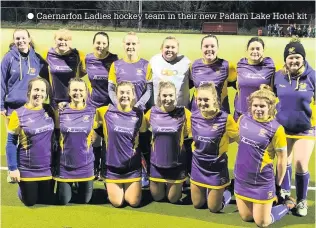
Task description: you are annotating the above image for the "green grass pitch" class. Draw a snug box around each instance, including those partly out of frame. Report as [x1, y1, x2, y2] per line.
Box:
[0, 28, 315, 228]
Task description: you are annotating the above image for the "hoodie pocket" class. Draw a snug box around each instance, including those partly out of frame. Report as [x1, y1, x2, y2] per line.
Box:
[277, 110, 311, 133]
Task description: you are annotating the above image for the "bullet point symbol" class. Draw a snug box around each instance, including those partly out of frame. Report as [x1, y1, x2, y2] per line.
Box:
[27, 13, 34, 20]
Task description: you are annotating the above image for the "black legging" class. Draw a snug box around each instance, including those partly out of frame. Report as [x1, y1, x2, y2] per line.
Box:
[56, 181, 93, 205]
[18, 179, 55, 206]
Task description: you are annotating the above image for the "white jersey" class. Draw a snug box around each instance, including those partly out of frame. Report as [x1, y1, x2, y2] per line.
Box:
[150, 54, 191, 108]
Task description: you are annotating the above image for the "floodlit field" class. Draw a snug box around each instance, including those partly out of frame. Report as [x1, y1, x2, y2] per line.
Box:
[1, 28, 315, 228]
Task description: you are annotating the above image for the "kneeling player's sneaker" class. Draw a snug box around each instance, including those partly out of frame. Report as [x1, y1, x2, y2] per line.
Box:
[141, 173, 149, 189]
[284, 195, 296, 210]
[280, 189, 291, 198]
[296, 200, 308, 217]
[226, 179, 235, 195]
[182, 178, 190, 191]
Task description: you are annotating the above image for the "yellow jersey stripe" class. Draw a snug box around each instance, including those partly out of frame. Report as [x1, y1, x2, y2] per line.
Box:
[20, 176, 53, 181]
[190, 179, 230, 189]
[103, 177, 141, 183]
[54, 176, 95, 182]
[235, 192, 276, 204]
[149, 177, 187, 183]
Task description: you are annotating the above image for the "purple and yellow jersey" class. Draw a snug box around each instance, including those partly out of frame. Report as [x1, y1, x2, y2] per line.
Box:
[96, 104, 146, 168]
[44, 48, 86, 104]
[234, 57, 275, 115]
[108, 58, 152, 102]
[274, 61, 316, 139]
[191, 110, 238, 161]
[7, 105, 54, 181]
[85, 52, 118, 108]
[150, 54, 191, 108]
[234, 115, 287, 186]
[56, 104, 96, 169]
[144, 106, 191, 168]
[191, 58, 236, 113]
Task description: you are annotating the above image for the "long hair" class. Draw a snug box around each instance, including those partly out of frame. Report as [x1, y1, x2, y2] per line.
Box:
[9, 28, 35, 50]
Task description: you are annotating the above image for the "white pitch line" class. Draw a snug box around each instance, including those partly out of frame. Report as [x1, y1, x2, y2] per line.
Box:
[0, 166, 315, 190]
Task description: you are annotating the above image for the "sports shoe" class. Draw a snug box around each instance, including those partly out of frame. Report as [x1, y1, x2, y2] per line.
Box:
[182, 178, 190, 191]
[284, 195, 296, 210]
[296, 200, 308, 217]
[141, 174, 149, 189]
[280, 189, 291, 198]
[226, 179, 235, 195]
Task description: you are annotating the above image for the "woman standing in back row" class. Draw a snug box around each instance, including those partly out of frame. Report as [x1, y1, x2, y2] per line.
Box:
[233, 37, 275, 121]
[274, 38, 316, 217]
[85, 32, 118, 179]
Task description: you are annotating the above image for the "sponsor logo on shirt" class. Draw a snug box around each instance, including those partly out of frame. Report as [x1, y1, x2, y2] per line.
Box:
[199, 81, 212, 86]
[66, 127, 87, 133]
[197, 135, 215, 143]
[240, 136, 262, 150]
[244, 73, 265, 79]
[161, 69, 178, 76]
[54, 65, 72, 71]
[279, 84, 286, 88]
[93, 75, 108, 80]
[34, 124, 54, 134]
[114, 126, 133, 135]
[156, 127, 177, 132]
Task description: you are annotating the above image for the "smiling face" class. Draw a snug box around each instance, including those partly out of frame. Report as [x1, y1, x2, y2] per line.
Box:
[159, 87, 176, 111]
[28, 80, 47, 107]
[13, 30, 31, 53]
[251, 98, 270, 120]
[123, 35, 139, 58]
[69, 81, 87, 104]
[247, 41, 264, 62]
[55, 36, 71, 54]
[161, 39, 179, 62]
[286, 54, 304, 74]
[196, 89, 217, 115]
[201, 37, 218, 62]
[117, 84, 135, 109]
[93, 34, 109, 57]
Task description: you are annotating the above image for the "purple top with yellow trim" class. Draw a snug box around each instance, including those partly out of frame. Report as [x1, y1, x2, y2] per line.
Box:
[234, 57, 275, 114]
[45, 48, 85, 103]
[108, 58, 152, 103]
[274, 61, 316, 135]
[96, 104, 145, 168]
[7, 105, 54, 178]
[191, 58, 236, 112]
[234, 115, 286, 185]
[145, 106, 191, 168]
[86, 52, 118, 108]
[58, 104, 96, 169]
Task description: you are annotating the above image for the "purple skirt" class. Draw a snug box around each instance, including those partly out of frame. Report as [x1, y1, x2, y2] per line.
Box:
[286, 126, 316, 139]
[234, 177, 276, 204]
[55, 162, 94, 182]
[103, 165, 141, 183]
[150, 164, 187, 183]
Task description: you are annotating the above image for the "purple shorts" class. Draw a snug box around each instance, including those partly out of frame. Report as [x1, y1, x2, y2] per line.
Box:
[150, 164, 187, 183]
[55, 162, 94, 182]
[190, 154, 230, 189]
[234, 177, 276, 204]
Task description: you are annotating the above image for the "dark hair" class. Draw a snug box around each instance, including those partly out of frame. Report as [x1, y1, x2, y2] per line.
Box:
[93, 32, 109, 46]
[246, 37, 264, 50]
[9, 29, 35, 50]
[27, 77, 51, 102]
[201, 34, 219, 48]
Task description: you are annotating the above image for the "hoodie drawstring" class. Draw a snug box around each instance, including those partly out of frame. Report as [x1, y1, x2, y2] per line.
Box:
[295, 76, 301, 90]
[19, 54, 23, 80]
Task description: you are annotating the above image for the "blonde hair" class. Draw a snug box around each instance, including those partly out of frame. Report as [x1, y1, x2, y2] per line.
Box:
[54, 28, 72, 41]
[247, 84, 276, 116]
[196, 82, 220, 111]
[160, 36, 179, 50]
[156, 81, 176, 107]
[123, 31, 139, 43]
[116, 81, 136, 107]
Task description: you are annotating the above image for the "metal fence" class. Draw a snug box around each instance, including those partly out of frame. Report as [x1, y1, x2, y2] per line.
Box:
[1, 7, 315, 35]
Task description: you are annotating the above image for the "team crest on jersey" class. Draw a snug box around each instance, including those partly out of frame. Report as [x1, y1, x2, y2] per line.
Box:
[298, 82, 307, 91]
[136, 69, 143, 76]
[220, 177, 227, 185]
[83, 115, 90, 122]
[258, 128, 267, 137]
[267, 191, 274, 199]
[28, 68, 37, 75]
[130, 116, 138, 122]
[211, 124, 219, 131]
[288, 47, 296, 54]
[215, 68, 221, 75]
[279, 84, 286, 88]
[161, 69, 178, 76]
[44, 113, 50, 119]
